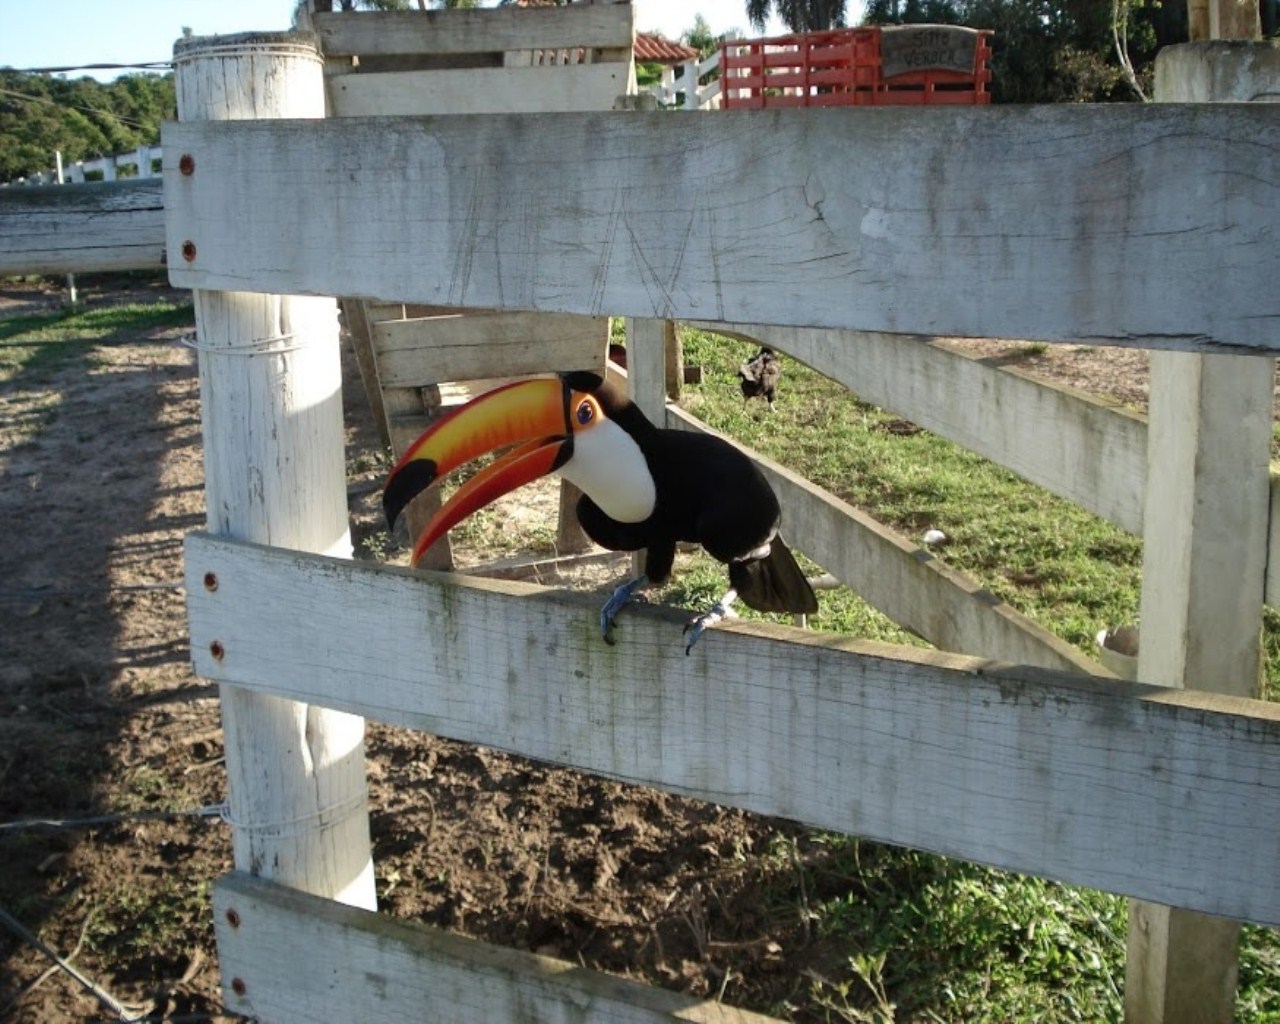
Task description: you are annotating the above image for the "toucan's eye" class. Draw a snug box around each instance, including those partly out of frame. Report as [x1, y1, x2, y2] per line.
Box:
[576, 400, 595, 426]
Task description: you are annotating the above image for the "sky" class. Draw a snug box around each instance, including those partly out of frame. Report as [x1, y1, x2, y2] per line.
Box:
[0, 1, 871, 82]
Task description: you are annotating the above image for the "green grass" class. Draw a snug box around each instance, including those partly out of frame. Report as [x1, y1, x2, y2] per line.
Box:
[664, 326, 1279, 1023]
[0, 300, 193, 382]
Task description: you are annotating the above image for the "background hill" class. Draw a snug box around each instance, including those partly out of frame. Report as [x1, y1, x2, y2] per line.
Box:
[0, 70, 173, 183]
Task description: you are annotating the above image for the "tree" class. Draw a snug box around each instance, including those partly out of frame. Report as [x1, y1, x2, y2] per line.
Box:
[0, 69, 174, 182]
[862, 0, 1174, 103]
[684, 14, 720, 56]
[746, 0, 848, 33]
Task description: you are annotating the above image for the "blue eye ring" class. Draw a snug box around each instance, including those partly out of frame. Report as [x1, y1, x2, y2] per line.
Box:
[576, 400, 594, 426]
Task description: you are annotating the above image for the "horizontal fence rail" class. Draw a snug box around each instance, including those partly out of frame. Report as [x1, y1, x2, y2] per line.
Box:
[186, 533, 1280, 928]
[215, 873, 781, 1023]
[162, 105, 1280, 351]
[0, 178, 166, 275]
[314, 4, 635, 58]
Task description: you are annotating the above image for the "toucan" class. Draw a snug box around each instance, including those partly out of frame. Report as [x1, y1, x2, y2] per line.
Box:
[383, 372, 818, 654]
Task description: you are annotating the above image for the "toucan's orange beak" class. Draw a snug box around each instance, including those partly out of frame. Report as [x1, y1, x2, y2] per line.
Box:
[382, 377, 571, 566]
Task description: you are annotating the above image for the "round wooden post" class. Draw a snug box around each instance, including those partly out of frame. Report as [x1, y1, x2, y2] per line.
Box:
[174, 32, 376, 910]
[1124, 37, 1276, 1024]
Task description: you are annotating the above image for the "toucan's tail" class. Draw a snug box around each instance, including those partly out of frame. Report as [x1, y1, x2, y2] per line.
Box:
[730, 537, 818, 615]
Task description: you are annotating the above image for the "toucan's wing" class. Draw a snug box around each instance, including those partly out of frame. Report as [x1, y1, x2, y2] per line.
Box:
[730, 538, 817, 614]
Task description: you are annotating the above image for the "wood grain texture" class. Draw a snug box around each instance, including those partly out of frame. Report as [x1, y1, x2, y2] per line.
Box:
[162, 105, 1280, 350]
[1126, 351, 1272, 1024]
[314, 5, 635, 59]
[328, 64, 631, 116]
[214, 872, 781, 1023]
[185, 534, 1280, 926]
[372, 311, 608, 386]
[176, 33, 376, 911]
[0, 179, 165, 275]
[1123, 48, 1273, 1023]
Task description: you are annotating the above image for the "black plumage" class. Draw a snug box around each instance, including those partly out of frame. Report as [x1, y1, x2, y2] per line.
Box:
[565, 373, 816, 627]
[384, 371, 817, 652]
[737, 347, 781, 409]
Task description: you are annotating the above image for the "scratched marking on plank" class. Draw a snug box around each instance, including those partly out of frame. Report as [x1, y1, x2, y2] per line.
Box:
[448, 168, 485, 307]
[624, 211, 676, 319]
[588, 184, 625, 316]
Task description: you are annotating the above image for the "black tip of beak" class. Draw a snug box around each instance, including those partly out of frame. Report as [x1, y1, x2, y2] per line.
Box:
[383, 458, 440, 531]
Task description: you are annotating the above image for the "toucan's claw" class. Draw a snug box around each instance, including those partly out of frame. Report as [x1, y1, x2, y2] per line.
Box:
[600, 575, 647, 644]
[683, 591, 739, 656]
[682, 610, 719, 655]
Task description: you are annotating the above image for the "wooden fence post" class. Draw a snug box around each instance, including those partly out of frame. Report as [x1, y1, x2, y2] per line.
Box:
[1124, 36, 1276, 1024]
[625, 318, 670, 421]
[173, 32, 376, 910]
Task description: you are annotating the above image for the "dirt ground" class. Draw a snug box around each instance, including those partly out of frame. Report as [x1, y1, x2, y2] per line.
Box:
[0, 275, 1201, 1022]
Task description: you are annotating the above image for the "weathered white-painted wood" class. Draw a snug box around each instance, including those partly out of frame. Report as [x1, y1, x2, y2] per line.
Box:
[173, 31, 376, 911]
[1156, 40, 1280, 100]
[314, 5, 635, 59]
[214, 872, 781, 1024]
[625, 318, 669, 422]
[162, 105, 1280, 351]
[0, 179, 165, 275]
[692, 322, 1149, 534]
[372, 312, 609, 387]
[338, 298, 391, 450]
[665, 405, 1104, 675]
[1270, 475, 1280, 607]
[186, 533, 1280, 926]
[329, 64, 630, 116]
[1127, 350, 1272, 1024]
[1125, 43, 1277, 1024]
[1139, 354, 1271, 700]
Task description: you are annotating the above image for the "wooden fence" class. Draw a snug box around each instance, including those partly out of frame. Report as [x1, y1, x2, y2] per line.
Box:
[0, 178, 165, 275]
[155, 17, 1280, 1022]
[650, 49, 722, 109]
[5, 144, 163, 186]
[0, 3, 1274, 1019]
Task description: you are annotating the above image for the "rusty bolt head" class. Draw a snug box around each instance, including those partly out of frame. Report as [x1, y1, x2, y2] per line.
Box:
[203, 572, 218, 592]
[231, 977, 247, 997]
[181, 240, 197, 263]
[225, 907, 241, 928]
[210, 640, 225, 662]
[178, 153, 195, 176]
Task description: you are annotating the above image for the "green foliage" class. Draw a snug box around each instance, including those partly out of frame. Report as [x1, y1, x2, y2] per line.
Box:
[0, 69, 174, 181]
[684, 14, 721, 55]
[748, 0, 850, 33]
[861, 0, 1173, 103]
[0, 300, 193, 383]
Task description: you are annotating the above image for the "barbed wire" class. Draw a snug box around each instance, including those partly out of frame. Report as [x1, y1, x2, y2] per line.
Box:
[4, 61, 173, 74]
[0, 804, 224, 834]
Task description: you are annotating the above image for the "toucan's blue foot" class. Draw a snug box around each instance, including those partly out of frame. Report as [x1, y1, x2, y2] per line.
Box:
[683, 589, 739, 656]
[600, 575, 648, 644]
